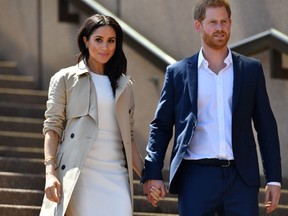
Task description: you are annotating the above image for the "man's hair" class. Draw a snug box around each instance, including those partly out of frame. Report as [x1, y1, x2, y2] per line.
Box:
[194, 0, 231, 22]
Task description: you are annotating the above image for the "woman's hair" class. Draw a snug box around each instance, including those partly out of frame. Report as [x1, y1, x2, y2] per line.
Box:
[77, 14, 127, 95]
[194, 0, 231, 22]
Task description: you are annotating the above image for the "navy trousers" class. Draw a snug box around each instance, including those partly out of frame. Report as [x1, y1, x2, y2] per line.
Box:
[177, 161, 259, 216]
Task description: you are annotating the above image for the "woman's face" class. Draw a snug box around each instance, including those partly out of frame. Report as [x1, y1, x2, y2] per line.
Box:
[84, 25, 116, 73]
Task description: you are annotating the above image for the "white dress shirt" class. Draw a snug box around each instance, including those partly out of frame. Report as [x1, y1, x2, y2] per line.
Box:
[185, 48, 234, 160]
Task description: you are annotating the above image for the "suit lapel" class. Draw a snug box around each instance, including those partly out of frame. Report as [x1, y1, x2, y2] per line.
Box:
[232, 52, 243, 113]
[187, 54, 199, 115]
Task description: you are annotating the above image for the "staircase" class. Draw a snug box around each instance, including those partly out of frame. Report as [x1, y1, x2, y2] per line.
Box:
[0, 60, 46, 215]
[0, 60, 287, 216]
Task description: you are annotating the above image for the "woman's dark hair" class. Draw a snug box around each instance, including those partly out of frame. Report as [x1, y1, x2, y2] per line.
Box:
[77, 14, 127, 95]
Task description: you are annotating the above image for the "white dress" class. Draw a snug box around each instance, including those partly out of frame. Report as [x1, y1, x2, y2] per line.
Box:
[66, 72, 132, 216]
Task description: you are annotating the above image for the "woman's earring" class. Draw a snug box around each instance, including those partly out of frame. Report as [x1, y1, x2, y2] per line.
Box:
[86, 44, 88, 49]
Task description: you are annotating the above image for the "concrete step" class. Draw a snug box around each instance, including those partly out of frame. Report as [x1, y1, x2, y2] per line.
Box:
[0, 172, 44, 190]
[0, 188, 43, 206]
[0, 102, 45, 119]
[0, 204, 40, 216]
[0, 130, 43, 148]
[0, 146, 43, 158]
[259, 188, 288, 206]
[0, 61, 17, 74]
[134, 213, 178, 216]
[0, 101, 45, 118]
[0, 116, 43, 133]
[259, 203, 288, 216]
[0, 157, 44, 174]
[134, 195, 178, 214]
[0, 74, 35, 89]
[0, 88, 47, 105]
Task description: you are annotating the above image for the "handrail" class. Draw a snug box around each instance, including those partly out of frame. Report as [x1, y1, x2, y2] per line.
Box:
[229, 28, 288, 55]
[67, 0, 177, 69]
[229, 28, 288, 79]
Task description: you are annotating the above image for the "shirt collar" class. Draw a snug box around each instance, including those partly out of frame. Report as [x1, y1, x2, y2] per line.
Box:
[198, 47, 233, 69]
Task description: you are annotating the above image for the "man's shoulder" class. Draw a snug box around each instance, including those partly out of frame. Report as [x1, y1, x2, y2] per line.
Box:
[167, 53, 198, 71]
[232, 51, 260, 64]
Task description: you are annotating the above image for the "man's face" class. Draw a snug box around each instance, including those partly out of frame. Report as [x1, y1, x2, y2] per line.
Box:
[195, 6, 231, 50]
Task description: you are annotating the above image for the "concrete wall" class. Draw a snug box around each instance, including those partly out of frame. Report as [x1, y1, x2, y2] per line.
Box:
[0, 0, 80, 89]
[0, 0, 39, 87]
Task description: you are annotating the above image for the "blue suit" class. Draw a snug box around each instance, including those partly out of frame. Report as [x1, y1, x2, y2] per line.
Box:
[141, 52, 282, 196]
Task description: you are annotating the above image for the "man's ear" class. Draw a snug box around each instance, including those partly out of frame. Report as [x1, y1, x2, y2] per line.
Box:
[194, 20, 202, 32]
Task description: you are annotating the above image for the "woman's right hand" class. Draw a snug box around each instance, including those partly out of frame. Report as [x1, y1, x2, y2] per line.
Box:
[44, 173, 61, 203]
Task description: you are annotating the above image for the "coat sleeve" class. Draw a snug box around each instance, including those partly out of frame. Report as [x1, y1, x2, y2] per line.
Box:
[141, 66, 175, 182]
[252, 61, 282, 184]
[43, 70, 67, 138]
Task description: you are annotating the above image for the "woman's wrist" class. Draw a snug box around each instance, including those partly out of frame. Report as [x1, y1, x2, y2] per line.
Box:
[44, 156, 55, 165]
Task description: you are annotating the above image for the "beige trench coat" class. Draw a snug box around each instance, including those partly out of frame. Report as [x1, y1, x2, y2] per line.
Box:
[40, 61, 136, 215]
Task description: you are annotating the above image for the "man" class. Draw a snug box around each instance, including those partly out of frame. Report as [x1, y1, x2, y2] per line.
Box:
[141, 0, 282, 215]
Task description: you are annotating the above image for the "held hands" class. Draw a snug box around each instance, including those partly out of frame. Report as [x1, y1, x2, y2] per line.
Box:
[44, 173, 62, 203]
[264, 184, 281, 214]
[143, 180, 167, 207]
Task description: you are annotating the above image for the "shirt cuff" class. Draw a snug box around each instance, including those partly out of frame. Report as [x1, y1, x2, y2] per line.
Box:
[266, 182, 281, 187]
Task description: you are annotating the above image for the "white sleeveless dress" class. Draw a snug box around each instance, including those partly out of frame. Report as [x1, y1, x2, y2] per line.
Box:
[66, 72, 132, 216]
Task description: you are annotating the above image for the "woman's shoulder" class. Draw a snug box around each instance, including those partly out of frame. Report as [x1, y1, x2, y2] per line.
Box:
[52, 61, 89, 80]
[119, 74, 133, 85]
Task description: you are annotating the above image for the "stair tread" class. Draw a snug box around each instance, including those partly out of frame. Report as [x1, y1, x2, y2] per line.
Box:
[0, 171, 43, 177]
[0, 130, 43, 138]
[0, 146, 43, 153]
[0, 188, 43, 193]
[134, 213, 178, 216]
[0, 101, 46, 108]
[0, 61, 17, 67]
[0, 87, 47, 96]
[0, 156, 43, 162]
[0, 74, 34, 81]
[0, 116, 43, 123]
[0, 204, 40, 209]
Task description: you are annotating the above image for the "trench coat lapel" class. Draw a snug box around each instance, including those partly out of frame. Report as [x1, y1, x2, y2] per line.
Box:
[115, 75, 131, 103]
[75, 61, 98, 123]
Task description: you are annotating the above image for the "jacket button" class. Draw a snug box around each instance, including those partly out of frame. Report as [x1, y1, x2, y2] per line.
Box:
[70, 133, 75, 138]
[61, 165, 66, 170]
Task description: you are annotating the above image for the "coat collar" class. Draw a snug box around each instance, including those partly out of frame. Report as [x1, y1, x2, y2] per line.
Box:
[76, 60, 90, 76]
[75, 60, 131, 102]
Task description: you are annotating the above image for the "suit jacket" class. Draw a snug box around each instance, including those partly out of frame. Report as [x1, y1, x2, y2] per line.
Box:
[141, 51, 282, 194]
[40, 61, 136, 215]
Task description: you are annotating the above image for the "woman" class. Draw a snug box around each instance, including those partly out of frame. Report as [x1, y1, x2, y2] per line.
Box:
[40, 14, 160, 216]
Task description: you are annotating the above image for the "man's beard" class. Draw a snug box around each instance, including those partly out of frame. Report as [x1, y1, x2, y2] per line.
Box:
[202, 30, 230, 50]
